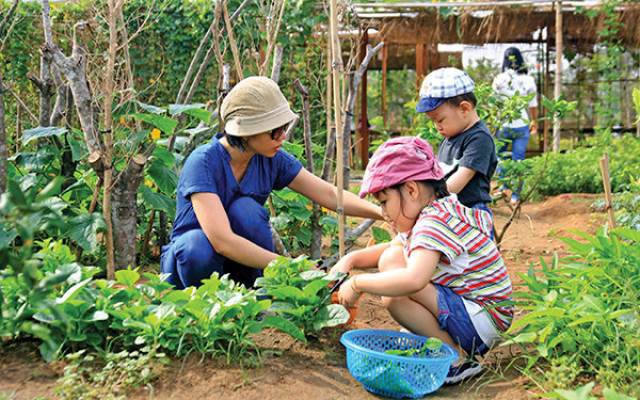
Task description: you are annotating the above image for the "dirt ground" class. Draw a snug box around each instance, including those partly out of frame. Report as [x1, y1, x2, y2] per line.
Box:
[0, 194, 607, 400]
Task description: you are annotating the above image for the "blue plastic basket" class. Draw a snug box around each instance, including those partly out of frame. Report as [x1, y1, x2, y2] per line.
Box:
[340, 329, 458, 399]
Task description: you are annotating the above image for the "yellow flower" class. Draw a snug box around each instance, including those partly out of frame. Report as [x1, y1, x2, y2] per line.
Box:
[119, 116, 126, 125]
[150, 128, 161, 140]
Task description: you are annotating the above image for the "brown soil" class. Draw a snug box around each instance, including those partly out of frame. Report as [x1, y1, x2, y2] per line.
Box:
[0, 194, 606, 400]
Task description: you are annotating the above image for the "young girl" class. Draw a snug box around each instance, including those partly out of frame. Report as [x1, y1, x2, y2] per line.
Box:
[333, 136, 513, 385]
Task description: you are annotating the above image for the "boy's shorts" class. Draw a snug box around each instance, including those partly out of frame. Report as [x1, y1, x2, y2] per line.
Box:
[435, 284, 492, 356]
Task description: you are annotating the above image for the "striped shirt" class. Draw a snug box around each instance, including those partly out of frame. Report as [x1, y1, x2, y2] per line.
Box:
[401, 196, 513, 331]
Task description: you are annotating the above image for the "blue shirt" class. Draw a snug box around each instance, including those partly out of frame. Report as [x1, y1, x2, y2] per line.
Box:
[170, 135, 303, 241]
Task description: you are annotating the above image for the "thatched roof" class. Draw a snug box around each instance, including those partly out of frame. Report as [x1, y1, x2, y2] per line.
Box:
[354, 1, 640, 50]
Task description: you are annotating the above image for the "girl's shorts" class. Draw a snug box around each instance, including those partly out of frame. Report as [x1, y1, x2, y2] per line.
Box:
[435, 284, 491, 356]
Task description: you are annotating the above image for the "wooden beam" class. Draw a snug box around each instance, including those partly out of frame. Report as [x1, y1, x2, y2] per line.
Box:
[416, 42, 426, 91]
[552, 0, 563, 153]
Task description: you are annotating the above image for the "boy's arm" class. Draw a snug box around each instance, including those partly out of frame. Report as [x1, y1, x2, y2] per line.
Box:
[345, 248, 440, 297]
[446, 166, 476, 194]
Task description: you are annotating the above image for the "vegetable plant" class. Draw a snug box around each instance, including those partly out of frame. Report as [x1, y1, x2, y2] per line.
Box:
[255, 256, 350, 336]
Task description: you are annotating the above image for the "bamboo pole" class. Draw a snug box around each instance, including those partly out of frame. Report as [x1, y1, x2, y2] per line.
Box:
[599, 153, 616, 229]
[329, 0, 345, 257]
[552, 0, 563, 153]
[381, 43, 388, 128]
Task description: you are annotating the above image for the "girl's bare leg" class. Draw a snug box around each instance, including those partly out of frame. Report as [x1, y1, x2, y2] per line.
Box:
[378, 245, 465, 357]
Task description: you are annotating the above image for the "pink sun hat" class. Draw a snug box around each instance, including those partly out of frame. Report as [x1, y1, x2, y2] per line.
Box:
[359, 136, 444, 198]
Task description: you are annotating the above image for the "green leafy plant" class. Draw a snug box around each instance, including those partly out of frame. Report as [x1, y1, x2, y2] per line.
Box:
[385, 337, 444, 358]
[498, 134, 640, 199]
[255, 256, 349, 336]
[505, 228, 640, 395]
[54, 346, 168, 400]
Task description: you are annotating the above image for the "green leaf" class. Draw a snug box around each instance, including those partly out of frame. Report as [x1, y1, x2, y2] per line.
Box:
[0, 225, 17, 250]
[38, 264, 82, 289]
[137, 101, 166, 114]
[36, 176, 64, 201]
[299, 269, 326, 281]
[152, 146, 176, 166]
[68, 130, 88, 162]
[140, 186, 175, 217]
[312, 304, 349, 330]
[67, 213, 105, 253]
[553, 382, 596, 400]
[22, 126, 67, 145]
[56, 278, 92, 304]
[115, 269, 140, 287]
[147, 159, 178, 194]
[128, 113, 177, 135]
[259, 315, 307, 342]
[88, 311, 109, 321]
[372, 226, 392, 243]
[302, 279, 329, 299]
[270, 286, 306, 302]
[7, 179, 27, 207]
[169, 103, 211, 122]
[603, 388, 635, 400]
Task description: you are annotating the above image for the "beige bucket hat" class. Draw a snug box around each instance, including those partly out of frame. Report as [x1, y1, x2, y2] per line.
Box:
[221, 76, 298, 137]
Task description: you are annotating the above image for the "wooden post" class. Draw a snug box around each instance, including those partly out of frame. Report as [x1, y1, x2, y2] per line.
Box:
[543, 29, 550, 152]
[599, 154, 616, 229]
[416, 43, 426, 91]
[381, 42, 388, 128]
[552, 0, 563, 153]
[329, 0, 345, 257]
[357, 29, 369, 168]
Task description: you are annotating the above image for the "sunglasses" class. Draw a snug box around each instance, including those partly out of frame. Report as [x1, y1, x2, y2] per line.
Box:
[270, 124, 289, 141]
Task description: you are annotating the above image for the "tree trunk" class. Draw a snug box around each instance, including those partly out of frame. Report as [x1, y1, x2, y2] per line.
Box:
[32, 0, 55, 127]
[112, 156, 146, 268]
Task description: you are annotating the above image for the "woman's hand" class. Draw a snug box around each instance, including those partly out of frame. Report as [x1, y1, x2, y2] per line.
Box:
[330, 255, 354, 275]
[338, 277, 362, 307]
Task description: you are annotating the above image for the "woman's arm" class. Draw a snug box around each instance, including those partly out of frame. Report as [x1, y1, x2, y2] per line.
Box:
[287, 168, 383, 220]
[192, 192, 279, 268]
[330, 241, 393, 274]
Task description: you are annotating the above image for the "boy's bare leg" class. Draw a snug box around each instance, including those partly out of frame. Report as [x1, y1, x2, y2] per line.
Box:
[378, 245, 465, 357]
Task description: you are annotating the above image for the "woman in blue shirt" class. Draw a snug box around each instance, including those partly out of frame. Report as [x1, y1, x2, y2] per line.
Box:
[161, 77, 382, 289]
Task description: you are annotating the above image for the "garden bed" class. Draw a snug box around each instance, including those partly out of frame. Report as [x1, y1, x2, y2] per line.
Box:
[0, 194, 607, 400]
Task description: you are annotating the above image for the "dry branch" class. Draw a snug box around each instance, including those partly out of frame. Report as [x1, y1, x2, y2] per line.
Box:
[294, 79, 322, 259]
[270, 45, 284, 83]
[222, 0, 243, 82]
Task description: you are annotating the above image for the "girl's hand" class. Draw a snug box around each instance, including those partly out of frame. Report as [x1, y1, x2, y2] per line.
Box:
[338, 277, 362, 307]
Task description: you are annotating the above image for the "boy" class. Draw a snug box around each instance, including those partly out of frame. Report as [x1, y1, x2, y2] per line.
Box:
[416, 68, 497, 217]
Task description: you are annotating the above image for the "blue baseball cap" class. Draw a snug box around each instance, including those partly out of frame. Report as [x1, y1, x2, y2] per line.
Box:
[416, 68, 475, 113]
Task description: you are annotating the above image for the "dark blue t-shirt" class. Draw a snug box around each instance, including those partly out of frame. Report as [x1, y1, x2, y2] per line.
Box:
[437, 120, 497, 207]
[170, 136, 303, 241]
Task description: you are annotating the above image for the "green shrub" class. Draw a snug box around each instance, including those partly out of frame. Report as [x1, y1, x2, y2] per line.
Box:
[498, 134, 640, 198]
[505, 228, 640, 395]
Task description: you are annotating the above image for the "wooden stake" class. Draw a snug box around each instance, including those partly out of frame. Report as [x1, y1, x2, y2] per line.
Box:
[381, 43, 388, 128]
[599, 153, 616, 229]
[329, 0, 345, 257]
[552, 0, 563, 153]
[357, 29, 369, 168]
